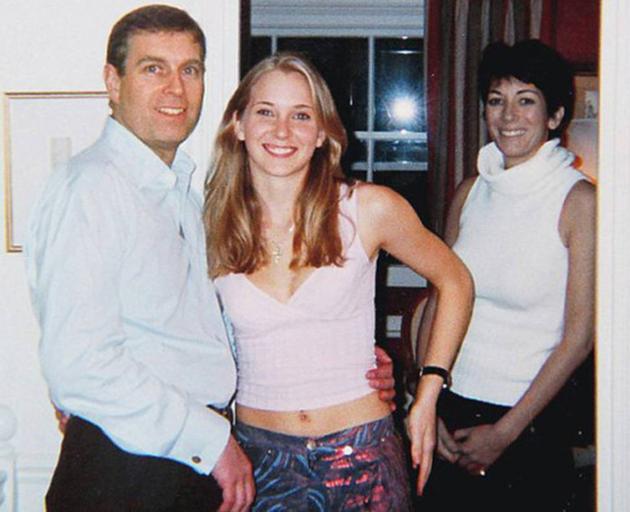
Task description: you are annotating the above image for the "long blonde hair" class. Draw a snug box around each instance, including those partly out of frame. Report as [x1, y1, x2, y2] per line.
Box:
[203, 52, 351, 277]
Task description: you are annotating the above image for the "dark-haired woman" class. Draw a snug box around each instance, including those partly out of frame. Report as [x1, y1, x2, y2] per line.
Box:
[416, 39, 595, 512]
[204, 52, 473, 510]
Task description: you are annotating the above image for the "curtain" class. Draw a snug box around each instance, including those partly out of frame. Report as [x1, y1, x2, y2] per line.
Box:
[424, 0, 557, 235]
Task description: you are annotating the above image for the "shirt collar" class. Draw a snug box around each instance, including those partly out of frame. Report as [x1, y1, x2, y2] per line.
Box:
[102, 117, 196, 191]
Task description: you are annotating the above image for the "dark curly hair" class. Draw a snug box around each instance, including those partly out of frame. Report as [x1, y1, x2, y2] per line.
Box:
[478, 39, 575, 139]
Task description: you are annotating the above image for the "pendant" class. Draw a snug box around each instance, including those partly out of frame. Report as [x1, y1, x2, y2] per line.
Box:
[269, 240, 282, 264]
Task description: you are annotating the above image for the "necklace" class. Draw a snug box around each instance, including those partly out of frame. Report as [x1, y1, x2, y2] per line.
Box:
[266, 224, 295, 264]
[268, 239, 284, 264]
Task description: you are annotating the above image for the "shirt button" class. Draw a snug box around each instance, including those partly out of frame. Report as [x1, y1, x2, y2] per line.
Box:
[306, 439, 316, 450]
[342, 445, 353, 456]
[192, 456, 202, 464]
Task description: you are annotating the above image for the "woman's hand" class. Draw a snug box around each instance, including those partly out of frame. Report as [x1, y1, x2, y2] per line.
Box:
[435, 417, 460, 463]
[452, 423, 511, 475]
[406, 397, 437, 495]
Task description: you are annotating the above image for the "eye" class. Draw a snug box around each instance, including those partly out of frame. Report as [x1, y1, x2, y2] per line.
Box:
[519, 96, 537, 106]
[183, 65, 202, 77]
[294, 112, 312, 121]
[144, 64, 161, 74]
[255, 108, 274, 117]
[486, 97, 502, 107]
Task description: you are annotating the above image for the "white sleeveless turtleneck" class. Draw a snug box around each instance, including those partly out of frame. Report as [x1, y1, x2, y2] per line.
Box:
[450, 139, 587, 406]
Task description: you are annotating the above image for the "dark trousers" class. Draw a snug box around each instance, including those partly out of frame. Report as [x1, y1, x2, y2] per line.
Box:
[419, 391, 574, 512]
[46, 416, 223, 512]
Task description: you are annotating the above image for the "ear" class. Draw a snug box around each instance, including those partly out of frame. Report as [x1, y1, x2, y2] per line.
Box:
[547, 106, 565, 131]
[233, 111, 245, 141]
[315, 129, 326, 148]
[104, 64, 122, 106]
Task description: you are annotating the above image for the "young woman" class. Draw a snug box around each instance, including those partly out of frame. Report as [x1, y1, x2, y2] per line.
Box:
[204, 53, 473, 510]
[417, 40, 596, 512]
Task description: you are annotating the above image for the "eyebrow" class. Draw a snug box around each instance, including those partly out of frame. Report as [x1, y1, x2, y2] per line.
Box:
[135, 56, 205, 71]
[252, 100, 315, 109]
[488, 87, 541, 95]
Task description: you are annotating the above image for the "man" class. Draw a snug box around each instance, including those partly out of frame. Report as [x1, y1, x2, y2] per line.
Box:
[26, 5, 395, 512]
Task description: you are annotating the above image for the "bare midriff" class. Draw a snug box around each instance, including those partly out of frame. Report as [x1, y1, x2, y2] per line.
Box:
[236, 391, 390, 437]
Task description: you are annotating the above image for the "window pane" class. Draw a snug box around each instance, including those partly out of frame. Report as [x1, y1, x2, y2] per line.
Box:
[374, 139, 427, 166]
[373, 171, 429, 225]
[276, 38, 367, 130]
[248, 37, 272, 71]
[374, 39, 425, 133]
[349, 170, 367, 182]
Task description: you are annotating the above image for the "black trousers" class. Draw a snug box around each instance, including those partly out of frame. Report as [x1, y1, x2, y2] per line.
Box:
[419, 390, 574, 512]
[46, 417, 223, 512]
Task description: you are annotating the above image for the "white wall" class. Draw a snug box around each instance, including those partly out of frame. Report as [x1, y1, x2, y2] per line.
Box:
[0, 2, 240, 510]
[597, 2, 630, 511]
[2, 1, 630, 510]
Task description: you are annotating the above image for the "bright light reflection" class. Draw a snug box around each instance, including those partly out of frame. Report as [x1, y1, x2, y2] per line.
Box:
[391, 96, 417, 123]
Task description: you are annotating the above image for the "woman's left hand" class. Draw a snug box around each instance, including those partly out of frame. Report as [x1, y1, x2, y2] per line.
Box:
[406, 399, 437, 495]
[452, 423, 511, 475]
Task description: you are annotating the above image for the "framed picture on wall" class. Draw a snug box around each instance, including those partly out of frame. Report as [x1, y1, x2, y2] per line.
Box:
[574, 74, 599, 120]
[3, 91, 109, 252]
[567, 74, 599, 181]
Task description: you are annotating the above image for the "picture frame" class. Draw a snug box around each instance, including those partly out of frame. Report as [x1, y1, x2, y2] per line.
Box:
[574, 74, 599, 120]
[3, 91, 109, 252]
[567, 74, 599, 181]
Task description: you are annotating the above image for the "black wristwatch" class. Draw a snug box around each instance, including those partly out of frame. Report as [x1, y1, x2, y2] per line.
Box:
[418, 365, 451, 389]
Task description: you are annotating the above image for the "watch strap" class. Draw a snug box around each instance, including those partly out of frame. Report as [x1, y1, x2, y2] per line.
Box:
[418, 365, 451, 389]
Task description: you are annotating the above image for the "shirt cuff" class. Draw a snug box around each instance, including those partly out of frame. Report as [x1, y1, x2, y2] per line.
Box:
[167, 402, 231, 475]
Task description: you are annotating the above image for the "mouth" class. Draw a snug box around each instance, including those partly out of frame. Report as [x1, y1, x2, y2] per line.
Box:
[157, 107, 186, 116]
[499, 129, 526, 137]
[263, 143, 297, 157]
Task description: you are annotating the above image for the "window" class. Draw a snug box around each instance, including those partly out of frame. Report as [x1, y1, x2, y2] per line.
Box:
[246, 1, 428, 224]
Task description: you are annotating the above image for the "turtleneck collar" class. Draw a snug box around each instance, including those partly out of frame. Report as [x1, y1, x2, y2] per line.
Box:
[477, 138, 575, 195]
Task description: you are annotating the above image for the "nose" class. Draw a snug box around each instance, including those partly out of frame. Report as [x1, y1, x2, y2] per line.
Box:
[501, 101, 517, 122]
[273, 114, 289, 139]
[164, 71, 184, 96]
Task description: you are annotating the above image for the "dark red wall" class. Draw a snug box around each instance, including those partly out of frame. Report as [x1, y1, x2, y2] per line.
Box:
[551, 0, 600, 70]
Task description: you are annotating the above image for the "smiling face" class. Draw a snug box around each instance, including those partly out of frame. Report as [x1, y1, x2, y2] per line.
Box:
[485, 77, 564, 169]
[104, 30, 204, 165]
[235, 69, 325, 184]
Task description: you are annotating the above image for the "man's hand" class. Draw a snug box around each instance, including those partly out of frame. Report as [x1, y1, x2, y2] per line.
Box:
[54, 405, 70, 434]
[366, 346, 396, 410]
[453, 423, 511, 476]
[212, 435, 255, 512]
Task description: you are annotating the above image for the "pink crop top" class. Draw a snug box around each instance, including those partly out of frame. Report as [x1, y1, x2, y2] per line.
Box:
[214, 184, 377, 411]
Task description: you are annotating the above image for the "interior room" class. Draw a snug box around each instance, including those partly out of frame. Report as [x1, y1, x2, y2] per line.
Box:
[1, 1, 628, 511]
[242, 1, 599, 509]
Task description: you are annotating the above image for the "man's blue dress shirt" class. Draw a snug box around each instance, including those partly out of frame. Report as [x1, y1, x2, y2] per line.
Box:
[25, 117, 237, 474]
